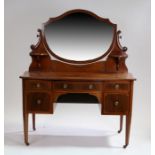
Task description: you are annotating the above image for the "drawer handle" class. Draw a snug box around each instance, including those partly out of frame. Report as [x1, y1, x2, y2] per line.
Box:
[63, 84, 68, 89]
[36, 83, 41, 88]
[36, 99, 42, 105]
[115, 84, 120, 89]
[114, 101, 119, 106]
[89, 84, 94, 89]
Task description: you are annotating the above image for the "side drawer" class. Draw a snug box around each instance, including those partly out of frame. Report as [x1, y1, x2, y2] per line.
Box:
[26, 92, 51, 113]
[104, 81, 130, 92]
[103, 93, 129, 114]
[25, 80, 51, 91]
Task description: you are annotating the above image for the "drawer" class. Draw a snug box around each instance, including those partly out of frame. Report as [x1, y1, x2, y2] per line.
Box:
[104, 81, 130, 91]
[54, 81, 102, 91]
[103, 93, 129, 114]
[25, 80, 51, 91]
[27, 92, 51, 112]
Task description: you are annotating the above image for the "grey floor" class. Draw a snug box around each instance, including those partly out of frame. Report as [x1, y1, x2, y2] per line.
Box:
[5, 103, 150, 155]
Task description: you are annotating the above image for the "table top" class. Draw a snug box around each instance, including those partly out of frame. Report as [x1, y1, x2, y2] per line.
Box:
[20, 71, 136, 81]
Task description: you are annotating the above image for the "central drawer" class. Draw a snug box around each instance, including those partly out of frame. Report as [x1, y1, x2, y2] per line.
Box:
[53, 81, 102, 92]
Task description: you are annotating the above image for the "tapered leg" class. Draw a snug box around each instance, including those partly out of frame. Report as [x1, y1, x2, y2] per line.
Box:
[118, 115, 123, 133]
[123, 113, 132, 148]
[32, 113, 36, 131]
[23, 113, 29, 145]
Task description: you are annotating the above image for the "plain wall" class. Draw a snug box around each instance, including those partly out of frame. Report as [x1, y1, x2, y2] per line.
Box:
[5, 0, 150, 143]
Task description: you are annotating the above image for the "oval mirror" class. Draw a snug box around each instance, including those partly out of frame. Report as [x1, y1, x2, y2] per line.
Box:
[44, 11, 115, 62]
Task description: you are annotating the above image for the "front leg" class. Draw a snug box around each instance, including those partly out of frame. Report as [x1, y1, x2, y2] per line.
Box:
[23, 112, 29, 145]
[123, 113, 132, 148]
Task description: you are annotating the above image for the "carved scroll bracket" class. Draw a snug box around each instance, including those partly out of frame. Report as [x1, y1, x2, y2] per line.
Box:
[117, 30, 128, 52]
[30, 29, 49, 56]
[106, 30, 128, 72]
[29, 29, 51, 72]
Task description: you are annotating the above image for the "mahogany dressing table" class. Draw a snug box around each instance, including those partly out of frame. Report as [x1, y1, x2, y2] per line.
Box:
[20, 9, 136, 148]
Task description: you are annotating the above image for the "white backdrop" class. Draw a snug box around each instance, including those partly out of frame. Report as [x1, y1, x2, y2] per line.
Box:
[5, 0, 150, 155]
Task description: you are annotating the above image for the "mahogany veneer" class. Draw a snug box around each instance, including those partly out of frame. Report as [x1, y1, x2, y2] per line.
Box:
[20, 9, 136, 148]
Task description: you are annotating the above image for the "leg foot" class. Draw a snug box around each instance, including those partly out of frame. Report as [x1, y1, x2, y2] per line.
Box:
[123, 144, 128, 148]
[25, 142, 30, 146]
[33, 126, 36, 131]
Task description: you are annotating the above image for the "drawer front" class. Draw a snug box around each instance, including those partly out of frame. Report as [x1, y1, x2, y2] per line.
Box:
[104, 93, 129, 114]
[104, 82, 130, 91]
[54, 81, 102, 91]
[27, 92, 51, 112]
[25, 80, 51, 91]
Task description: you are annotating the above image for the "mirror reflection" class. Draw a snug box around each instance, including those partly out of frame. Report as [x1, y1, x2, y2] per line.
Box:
[45, 13, 114, 61]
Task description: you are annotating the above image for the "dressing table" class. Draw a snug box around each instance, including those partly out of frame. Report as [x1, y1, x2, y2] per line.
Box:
[20, 9, 136, 148]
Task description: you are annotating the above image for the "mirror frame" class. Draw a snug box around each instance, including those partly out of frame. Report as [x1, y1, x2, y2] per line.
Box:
[42, 9, 117, 64]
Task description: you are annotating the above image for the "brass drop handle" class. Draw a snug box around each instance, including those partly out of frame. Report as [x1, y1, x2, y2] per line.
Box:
[89, 84, 93, 89]
[114, 101, 119, 106]
[36, 99, 42, 105]
[115, 84, 120, 89]
[63, 84, 68, 89]
[36, 83, 41, 88]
